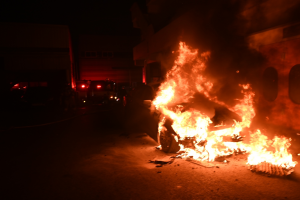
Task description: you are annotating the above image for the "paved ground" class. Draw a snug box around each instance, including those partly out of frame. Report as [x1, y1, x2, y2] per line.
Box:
[2, 105, 300, 200]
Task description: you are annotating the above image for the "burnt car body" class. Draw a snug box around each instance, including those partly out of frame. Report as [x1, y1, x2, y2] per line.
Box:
[158, 104, 243, 153]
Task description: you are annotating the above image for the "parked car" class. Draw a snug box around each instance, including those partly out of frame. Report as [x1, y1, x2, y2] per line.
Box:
[88, 80, 118, 105]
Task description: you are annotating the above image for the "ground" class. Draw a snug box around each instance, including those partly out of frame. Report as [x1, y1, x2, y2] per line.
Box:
[2, 105, 300, 200]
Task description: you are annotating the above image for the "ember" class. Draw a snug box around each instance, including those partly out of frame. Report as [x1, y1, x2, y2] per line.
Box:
[153, 42, 297, 176]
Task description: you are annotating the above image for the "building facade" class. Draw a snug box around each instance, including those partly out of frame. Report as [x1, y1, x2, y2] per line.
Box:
[131, 0, 300, 130]
[78, 35, 142, 85]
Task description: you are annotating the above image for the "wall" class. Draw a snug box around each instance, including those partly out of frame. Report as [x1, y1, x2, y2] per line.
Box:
[78, 35, 142, 83]
[250, 23, 300, 130]
[0, 22, 72, 84]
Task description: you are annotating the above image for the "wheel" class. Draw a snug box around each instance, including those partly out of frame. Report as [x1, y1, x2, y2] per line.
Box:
[158, 126, 180, 153]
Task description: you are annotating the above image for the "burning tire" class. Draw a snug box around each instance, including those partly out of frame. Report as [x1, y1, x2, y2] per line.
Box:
[158, 118, 180, 153]
[158, 127, 173, 152]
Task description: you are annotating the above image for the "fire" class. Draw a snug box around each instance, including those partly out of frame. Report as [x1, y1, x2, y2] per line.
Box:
[153, 41, 296, 174]
[247, 130, 296, 168]
[153, 42, 212, 108]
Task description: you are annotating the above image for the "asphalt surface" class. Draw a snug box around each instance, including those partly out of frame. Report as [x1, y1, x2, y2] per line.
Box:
[2, 105, 300, 200]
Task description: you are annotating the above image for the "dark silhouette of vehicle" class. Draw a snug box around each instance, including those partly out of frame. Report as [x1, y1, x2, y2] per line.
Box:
[88, 80, 118, 105]
[23, 87, 54, 106]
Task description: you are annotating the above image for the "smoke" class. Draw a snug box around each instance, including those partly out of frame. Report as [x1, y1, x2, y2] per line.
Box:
[240, 0, 300, 34]
[157, 0, 297, 104]
[174, 1, 267, 107]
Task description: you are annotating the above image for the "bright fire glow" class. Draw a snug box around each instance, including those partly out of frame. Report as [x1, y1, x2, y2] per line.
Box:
[81, 84, 86, 88]
[154, 42, 296, 170]
[97, 85, 101, 89]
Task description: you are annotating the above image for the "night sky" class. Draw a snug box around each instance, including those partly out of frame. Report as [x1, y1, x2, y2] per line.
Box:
[0, 0, 145, 36]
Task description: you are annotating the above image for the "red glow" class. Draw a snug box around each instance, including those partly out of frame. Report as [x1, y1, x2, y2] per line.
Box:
[81, 84, 86, 88]
[143, 67, 146, 83]
[97, 85, 101, 89]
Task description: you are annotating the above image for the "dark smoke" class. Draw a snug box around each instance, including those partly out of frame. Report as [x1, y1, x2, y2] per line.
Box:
[158, 0, 300, 107]
[177, 0, 266, 107]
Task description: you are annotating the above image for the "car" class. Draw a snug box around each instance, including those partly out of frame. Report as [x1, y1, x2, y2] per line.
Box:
[158, 105, 243, 153]
[88, 80, 118, 105]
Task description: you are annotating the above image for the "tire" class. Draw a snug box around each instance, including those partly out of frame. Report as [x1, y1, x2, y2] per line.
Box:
[158, 126, 180, 153]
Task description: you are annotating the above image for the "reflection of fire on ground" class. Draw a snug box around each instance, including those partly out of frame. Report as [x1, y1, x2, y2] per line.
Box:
[153, 42, 297, 176]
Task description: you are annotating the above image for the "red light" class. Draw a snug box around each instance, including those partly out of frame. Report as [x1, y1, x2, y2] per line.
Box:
[97, 85, 101, 89]
[81, 84, 86, 88]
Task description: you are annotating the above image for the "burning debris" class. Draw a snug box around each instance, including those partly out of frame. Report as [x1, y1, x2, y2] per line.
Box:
[248, 162, 294, 176]
[246, 130, 297, 176]
[152, 42, 297, 176]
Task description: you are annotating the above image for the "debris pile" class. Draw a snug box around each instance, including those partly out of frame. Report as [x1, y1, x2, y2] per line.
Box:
[149, 158, 175, 167]
[248, 162, 295, 176]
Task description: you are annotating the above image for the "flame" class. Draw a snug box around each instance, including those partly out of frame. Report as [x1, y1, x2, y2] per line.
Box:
[154, 41, 296, 170]
[153, 42, 212, 108]
[247, 130, 296, 168]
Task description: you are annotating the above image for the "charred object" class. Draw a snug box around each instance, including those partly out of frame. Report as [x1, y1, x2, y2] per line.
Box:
[248, 162, 294, 176]
[159, 117, 180, 153]
[209, 106, 242, 131]
[159, 105, 244, 153]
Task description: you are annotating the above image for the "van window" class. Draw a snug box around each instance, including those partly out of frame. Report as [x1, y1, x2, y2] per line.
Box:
[289, 64, 300, 104]
[262, 67, 278, 102]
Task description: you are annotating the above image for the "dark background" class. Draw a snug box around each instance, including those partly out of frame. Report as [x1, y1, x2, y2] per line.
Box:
[0, 0, 147, 36]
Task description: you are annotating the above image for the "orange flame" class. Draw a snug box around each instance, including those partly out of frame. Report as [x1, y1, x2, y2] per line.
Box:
[153, 42, 212, 108]
[154, 42, 296, 169]
[247, 130, 296, 168]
